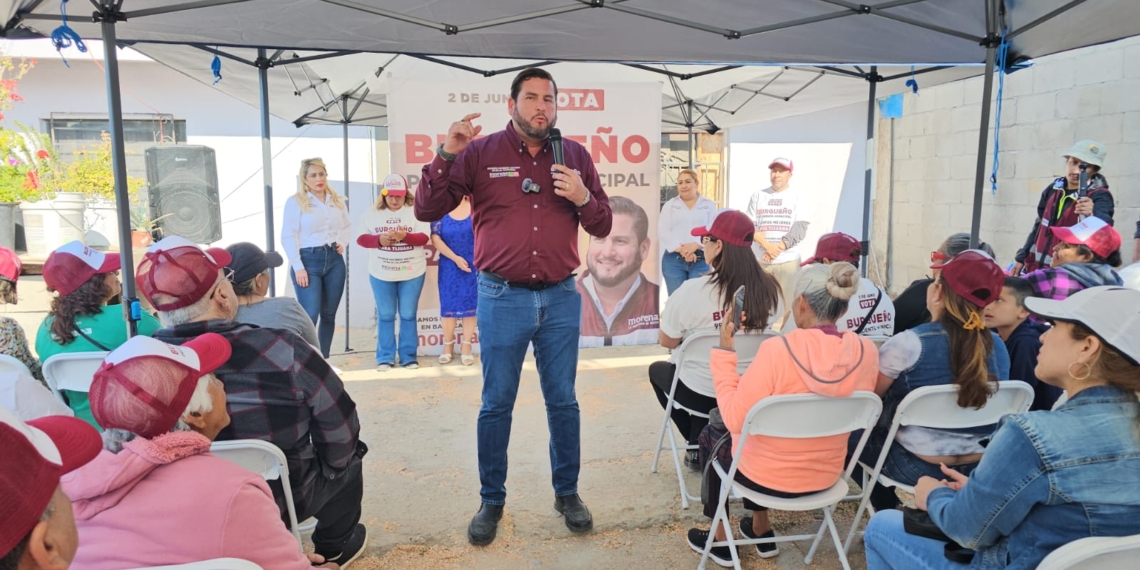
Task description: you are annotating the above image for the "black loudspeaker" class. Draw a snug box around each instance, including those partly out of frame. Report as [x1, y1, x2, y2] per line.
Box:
[145, 145, 222, 244]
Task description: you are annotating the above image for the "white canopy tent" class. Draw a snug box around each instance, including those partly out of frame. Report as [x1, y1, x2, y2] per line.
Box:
[2, 0, 1137, 337]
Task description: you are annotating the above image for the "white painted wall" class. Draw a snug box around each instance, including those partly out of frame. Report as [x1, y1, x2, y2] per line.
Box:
[2, 46, 389, 334]
[727, 102, 869, 258]
[873, 36, 1140, 292]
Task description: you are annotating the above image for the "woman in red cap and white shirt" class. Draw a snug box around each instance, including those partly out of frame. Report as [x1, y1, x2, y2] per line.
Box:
[35, 241, 162, 428]
[62, 334, 346, 569]
[356, 174, 431, 371]
[0, 246, 43, 382]
[856, 250, 1011, 513]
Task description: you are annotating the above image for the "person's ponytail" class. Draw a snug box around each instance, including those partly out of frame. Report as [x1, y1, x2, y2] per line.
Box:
[938, 278, 997, 409]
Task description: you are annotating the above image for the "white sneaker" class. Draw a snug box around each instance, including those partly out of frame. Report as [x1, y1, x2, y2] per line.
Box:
[376, 363, 393, 372]
[404, 362, 420, 370]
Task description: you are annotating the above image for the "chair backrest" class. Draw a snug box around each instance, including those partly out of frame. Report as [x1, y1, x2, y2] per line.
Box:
[894, 381, 1034, 430]
[1036, 535, 1140, 570]
[209, 440, 288, 482]
[0, 354, 32, 376]
[742, 391, 883, 440]
[42, 351, 109, 400]
[129, 558, 265, 570]
[677, 329, 774, 375]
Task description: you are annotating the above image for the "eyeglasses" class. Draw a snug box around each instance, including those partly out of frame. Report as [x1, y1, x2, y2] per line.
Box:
[222, 267, 235, 282]
[930, 250, 950, 263]
[701, 236, 719, 244]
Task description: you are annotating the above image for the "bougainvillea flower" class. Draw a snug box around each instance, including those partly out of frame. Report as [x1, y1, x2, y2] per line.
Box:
[23, 170, 40, 191]
[36, 149, 49, 160]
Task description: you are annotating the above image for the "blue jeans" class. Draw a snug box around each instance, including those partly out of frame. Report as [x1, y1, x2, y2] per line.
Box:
[369, 274, 425, 365]
[476, 273, 582, 505]
[661, 251, 709, 295]
[849, 430, 979, 511]
[292, 246, 346, 358]
[864, 510, 969, 570]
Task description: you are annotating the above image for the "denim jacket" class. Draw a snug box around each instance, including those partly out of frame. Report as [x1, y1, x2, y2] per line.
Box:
[880, 322, 1011, 455]
[926, 386, 1140, 570]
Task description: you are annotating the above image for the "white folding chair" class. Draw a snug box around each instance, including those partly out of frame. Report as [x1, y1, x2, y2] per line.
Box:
[1036, 535, 1140, 570]
[699, 391, 883, 570]
[130, 559, 264, 570]
[42, 351, 109, 404]
[651, 329, 772, 509]
[209, 440, 317, 547]
[843, 381, 1035, 553]
[0, 354, 33, 376]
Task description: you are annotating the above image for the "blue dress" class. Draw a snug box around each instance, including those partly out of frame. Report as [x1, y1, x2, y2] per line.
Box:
[432, 214, 477, 318]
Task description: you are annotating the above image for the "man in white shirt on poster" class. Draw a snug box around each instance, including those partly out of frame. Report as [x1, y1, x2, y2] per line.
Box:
[783, 232, 896, 338]
[747, 157, 810, 316]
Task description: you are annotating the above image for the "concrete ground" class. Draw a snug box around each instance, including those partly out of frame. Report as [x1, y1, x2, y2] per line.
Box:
[5, 276, 871, 570]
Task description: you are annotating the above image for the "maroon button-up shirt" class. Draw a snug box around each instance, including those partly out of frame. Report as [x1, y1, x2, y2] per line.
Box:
[415, 121, 612, 284]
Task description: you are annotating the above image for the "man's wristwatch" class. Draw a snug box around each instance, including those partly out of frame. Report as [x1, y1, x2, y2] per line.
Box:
[436, 143, 457, 162]
[575, 192, 591, 208]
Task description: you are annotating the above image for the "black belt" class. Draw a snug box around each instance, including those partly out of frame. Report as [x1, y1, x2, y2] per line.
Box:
[480, 270, 569, 291]
[300, 243, 338, 251]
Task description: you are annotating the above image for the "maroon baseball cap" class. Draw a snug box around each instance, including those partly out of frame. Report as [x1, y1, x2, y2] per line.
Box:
[42, 240, 121, 297]
[931, 249, 1005, 308]
[802, 232, 862, 266]
[90, 333, 232, 439]
[136, 236, 233, 311]
[1050, 217, 1122, 259]
[691, 209, 754, 247]
[0, 407, 101, 555]
[0, 247, 19, 292]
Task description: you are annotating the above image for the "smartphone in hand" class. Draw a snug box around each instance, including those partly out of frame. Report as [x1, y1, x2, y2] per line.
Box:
[733, 285, 745, 329]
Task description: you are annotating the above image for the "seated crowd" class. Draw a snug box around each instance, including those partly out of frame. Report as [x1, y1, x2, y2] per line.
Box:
[653, 202, 1140, 569]
[3, 140, 1140, 569]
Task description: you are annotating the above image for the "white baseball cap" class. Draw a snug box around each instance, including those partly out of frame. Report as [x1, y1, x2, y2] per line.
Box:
[1024, 286, 1140, 365]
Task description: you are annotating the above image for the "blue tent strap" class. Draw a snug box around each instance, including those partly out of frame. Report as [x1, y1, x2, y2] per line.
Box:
[990, 30, 1010, 194]
[905, 65, 919, 94]
[50, 0, 87, 68]
[211, 50, 223, 84]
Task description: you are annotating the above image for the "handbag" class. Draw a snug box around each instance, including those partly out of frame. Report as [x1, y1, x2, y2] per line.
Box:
[699, 414, 733, 508]
[902, 507, 975, 563]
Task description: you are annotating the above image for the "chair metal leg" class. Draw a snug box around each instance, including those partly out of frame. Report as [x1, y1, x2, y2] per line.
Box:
[804, 509, 830, 565]
[844, 471, 875, 554]
[651, 403, 671, 473]
[666, 426, 691, 509]
[826, 510, 853, 570]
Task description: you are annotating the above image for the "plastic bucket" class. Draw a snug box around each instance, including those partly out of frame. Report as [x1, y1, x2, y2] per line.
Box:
[0, 203, 16, 251]
[21, 192, 88, 257]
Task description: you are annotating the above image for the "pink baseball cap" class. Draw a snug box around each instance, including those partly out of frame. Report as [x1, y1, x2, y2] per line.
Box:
[768, 157, 794, 172]
[931, 249, 1005, 308]
[691, 209, 755, 248]
[1051, 217, 1122, 259]
[42, 240, 121, 296]
[0, 407, 101, 554]
[90, 333, 232, 439]
[381, 173, 408, 197]
[136, 236, 233, 311]
[0, 247, 20, 289]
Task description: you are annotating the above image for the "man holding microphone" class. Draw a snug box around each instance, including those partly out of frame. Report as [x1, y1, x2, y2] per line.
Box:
[415, 68, 613, 546]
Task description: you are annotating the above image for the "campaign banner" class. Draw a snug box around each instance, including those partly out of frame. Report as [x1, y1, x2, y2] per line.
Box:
[388, 79, 662, 354]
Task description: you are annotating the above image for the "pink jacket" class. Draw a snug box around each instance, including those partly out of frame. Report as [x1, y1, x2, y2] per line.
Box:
[61, 431, 313, 570]
[712, 328, 878, 492]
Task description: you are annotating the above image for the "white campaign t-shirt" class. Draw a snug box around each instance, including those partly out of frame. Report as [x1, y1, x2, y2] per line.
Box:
[747, 186, 811, 265]
[782, 278, 896, 337]
[356, 205, 430, 282]
[659, 275, 783, 397]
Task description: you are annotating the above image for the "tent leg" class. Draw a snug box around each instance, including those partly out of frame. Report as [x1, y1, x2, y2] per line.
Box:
[100, 16, 137, 338]
[687, 101, 695, 170]
[342, 100, 352, 353]
[970, 0, 1000, 248]
[257, 48, 276, 296]
[860, 66, 879, 278]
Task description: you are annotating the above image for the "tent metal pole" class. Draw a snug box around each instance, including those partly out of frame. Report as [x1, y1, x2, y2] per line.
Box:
[257, 48, 277, 296]
[687, 101, 695, 169]
[342, 96, 352, 353]
[860, 66, 879, 278]
[100, 14, 138, 338]
[970, 0, 1000, 249]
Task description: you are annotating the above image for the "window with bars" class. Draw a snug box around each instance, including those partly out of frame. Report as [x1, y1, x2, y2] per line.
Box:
[41, 114, 187, 182]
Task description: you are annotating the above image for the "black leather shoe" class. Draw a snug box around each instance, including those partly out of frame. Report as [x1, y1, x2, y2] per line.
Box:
[554, 494, 593, 533]
[467, 503, 503, 546]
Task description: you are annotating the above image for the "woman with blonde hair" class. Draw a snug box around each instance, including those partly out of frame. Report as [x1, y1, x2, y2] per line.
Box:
[687, 261, 879, 565]
[658, 168, 718, 295]
[281, 157, 352, 358]
[356, 174, 430, 371]
[858, 250, 1010, 512]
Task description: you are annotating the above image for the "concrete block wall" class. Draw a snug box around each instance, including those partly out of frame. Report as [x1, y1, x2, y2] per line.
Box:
[872, 36, 1140, 294]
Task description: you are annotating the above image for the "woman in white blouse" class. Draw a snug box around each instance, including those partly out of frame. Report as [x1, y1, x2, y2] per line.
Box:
[659, 169, 718, 295]
[280, 157, 352, 358]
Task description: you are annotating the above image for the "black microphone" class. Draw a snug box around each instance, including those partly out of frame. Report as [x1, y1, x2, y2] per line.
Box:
[1077, 163, 1089, 200]
[549, 128, 565, 167]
